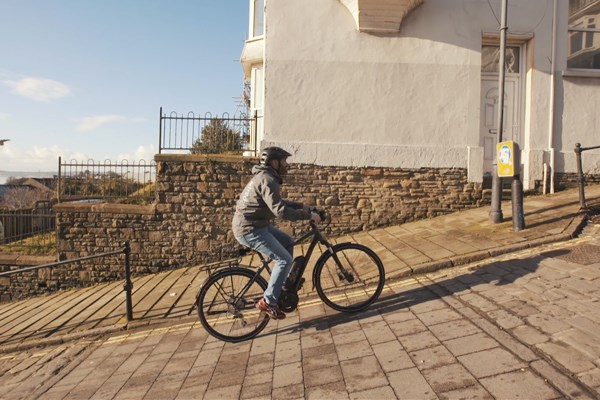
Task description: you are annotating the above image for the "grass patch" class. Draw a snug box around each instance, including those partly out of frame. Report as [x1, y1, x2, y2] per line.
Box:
[0, 233, 56, 256]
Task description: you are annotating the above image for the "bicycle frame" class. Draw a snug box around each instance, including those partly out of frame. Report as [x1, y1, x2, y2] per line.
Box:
[220, 221, 328, 301]
[196, 217, 386, 342]
[202, 221, 352, 314]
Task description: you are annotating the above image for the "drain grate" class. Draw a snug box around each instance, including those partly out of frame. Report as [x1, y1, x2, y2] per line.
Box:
[557, 244, 600, 265]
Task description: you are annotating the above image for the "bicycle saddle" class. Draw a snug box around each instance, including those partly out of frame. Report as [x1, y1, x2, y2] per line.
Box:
[238, 246, 253, 257]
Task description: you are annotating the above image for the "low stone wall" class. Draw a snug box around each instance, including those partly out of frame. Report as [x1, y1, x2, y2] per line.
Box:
[1, 154, 485, 300]
[283, 164, 484, 234]
[555, 172, 600, 190]
[0, 255, 56, 302]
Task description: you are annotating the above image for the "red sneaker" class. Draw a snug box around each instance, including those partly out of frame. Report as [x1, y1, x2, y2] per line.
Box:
[256, 298, 286, 320]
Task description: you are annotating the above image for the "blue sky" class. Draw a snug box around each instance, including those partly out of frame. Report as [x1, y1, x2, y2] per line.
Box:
[0, 1, 248, 173]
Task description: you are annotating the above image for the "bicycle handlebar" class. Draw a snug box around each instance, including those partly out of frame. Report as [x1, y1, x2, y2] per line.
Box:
[308, 207, 329, 225]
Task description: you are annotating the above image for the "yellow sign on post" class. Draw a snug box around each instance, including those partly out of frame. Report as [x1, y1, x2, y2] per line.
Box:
[497, 141, 514, 177]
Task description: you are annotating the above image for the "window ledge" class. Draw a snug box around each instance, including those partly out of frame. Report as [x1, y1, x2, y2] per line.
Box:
[339, 0, 424, 33]
[562, 69, 600, 78]
[241, 38, 264, 79]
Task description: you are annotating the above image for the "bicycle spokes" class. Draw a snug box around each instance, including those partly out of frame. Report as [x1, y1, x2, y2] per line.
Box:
[315, 243, 385, 312]
[197, 269, 269, 342]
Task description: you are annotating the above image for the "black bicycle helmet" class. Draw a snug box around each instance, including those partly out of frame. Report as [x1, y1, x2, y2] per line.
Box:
[260, 146, 292, 165]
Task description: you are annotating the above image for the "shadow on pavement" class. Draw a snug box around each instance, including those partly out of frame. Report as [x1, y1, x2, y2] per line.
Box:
[271, 248, 571, 337]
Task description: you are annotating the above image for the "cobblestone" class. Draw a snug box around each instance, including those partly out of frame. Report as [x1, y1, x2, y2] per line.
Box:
[1, 187, 600, 399]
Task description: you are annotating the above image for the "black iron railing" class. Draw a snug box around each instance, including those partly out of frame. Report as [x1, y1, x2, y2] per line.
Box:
[0, 242, 134, 322]
[57, 158, 156, 203]
[158, 107, 259, 155]
[574, 142, 600, 209]
[0, 202, 55, 251]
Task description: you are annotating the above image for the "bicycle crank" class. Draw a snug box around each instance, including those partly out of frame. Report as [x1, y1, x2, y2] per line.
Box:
[278, 291, 299, 313]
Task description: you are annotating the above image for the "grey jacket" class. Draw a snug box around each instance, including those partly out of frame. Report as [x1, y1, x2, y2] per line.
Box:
[232, 165, 310, 236]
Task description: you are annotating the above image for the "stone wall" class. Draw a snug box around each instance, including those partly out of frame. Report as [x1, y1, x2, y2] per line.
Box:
[0, 255, 55, 302]
[555, 173, 600, 190]
[0, 154, 485, 301]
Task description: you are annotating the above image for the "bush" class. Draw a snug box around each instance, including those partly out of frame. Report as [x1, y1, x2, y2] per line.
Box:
[191, 119, 242, 154]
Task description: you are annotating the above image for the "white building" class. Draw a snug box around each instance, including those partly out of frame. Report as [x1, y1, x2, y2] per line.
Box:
[241, 0, 600, 191]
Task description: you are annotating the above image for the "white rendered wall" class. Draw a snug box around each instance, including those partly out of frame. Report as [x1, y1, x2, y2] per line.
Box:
[259, 0, 600, 182]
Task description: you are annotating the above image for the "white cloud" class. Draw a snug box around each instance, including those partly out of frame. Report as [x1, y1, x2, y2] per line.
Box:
[76, 115, 126, 132]
[0, 112, 8, 121]
[75, 115, 147, 132]
[0, 143, 61, 171]
[3, 77, 71, 102]
[0, 142, 157, 174]
[24, 145, 64, 167]
[116, 144, 157, 163]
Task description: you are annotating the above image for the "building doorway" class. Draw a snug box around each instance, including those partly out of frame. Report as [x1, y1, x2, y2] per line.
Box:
[480, 44, 524, 177]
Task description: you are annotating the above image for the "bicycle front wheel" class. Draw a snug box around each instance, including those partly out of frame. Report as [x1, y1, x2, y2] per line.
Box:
[314, 243, 385, 312]
[196, 268, 269, 342]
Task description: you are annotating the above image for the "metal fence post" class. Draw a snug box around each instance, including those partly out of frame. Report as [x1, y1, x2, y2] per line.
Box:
[252, 110, 258, 155]
[575, 143, 586, 209]
[57, 156, 62, 203]
[123, 241, 134, 322]
[158, 107, 163, 154]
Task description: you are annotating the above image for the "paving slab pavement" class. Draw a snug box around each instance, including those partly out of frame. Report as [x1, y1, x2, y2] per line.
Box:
[1, 221, 600, 398]
[0, 185, 599, 354]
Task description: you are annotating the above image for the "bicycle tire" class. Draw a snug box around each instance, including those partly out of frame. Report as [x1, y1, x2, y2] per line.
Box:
[314, 243, 385, 312]
[196, 268, 270, 342]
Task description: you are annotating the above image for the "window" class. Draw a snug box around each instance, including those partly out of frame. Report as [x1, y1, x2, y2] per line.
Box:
[568, 0, 600, 70]
[481, 46, 520, 73]
[250, 0, 264, 38]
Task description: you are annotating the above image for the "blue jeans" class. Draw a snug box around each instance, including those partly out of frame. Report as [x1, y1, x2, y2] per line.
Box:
[235, 225, 294, 306]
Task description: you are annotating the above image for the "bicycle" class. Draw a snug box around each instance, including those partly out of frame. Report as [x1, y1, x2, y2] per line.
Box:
[195, 210, 385, 342]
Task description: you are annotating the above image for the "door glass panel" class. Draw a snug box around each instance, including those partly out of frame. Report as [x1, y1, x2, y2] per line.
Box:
[481, 46, 520, 73]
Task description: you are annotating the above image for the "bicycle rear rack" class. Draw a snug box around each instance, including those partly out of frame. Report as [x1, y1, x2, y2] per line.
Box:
[199, 246, 261, 274]
[200, 258, 239, 273]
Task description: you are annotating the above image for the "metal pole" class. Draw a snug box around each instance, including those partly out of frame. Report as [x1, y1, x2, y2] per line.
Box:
[0, 248, 124, 277]
[512, 142, 525, 231]
[490, 0, 508, 224]
[123, 241, 134, 322]
[158, 107, 163, 154]
[253, 109, 258, 156]
[512, 175, 525, 230]
[57, 156, 62, 203]
[575, 143, 586, 209]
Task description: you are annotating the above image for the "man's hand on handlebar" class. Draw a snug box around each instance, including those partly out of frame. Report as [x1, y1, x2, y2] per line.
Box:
[307, 206, 327, 224]
[310, 212, 322, 224]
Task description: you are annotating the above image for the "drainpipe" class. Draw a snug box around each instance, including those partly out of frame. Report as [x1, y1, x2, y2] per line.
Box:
[547, 0, 558, 193]
[490, 0, 508, 224]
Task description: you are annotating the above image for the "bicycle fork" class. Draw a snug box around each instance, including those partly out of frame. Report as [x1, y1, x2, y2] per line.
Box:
[327, 246, 354, 283]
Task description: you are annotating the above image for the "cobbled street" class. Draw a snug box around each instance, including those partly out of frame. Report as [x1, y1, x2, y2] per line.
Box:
[1, 221, 599, 400]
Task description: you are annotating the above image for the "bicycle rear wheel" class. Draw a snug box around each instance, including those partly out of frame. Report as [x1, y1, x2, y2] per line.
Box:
[314, 243, 385, 312]
[196, 268, 269, 342]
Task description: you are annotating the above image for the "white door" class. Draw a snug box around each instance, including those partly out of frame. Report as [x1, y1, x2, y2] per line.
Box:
[250, 65, 264, 154]
[480, 45, 523, 175]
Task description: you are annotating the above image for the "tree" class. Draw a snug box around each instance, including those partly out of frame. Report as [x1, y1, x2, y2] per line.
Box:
[0, 187, 51, 210]
[191, 119, 242, 154]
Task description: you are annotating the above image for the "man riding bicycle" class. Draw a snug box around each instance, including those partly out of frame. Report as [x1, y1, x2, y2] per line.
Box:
[232, 146, 321, 320]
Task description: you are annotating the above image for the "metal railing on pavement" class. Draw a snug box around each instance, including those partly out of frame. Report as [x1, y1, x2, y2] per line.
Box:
[574, 143, 600, 209]
[0, 242, 134, 322]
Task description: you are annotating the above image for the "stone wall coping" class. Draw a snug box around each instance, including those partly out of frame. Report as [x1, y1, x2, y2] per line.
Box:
[154, 153, 258, 163]
[54, 202, 157, 215]
[0, 254, 56, 266]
